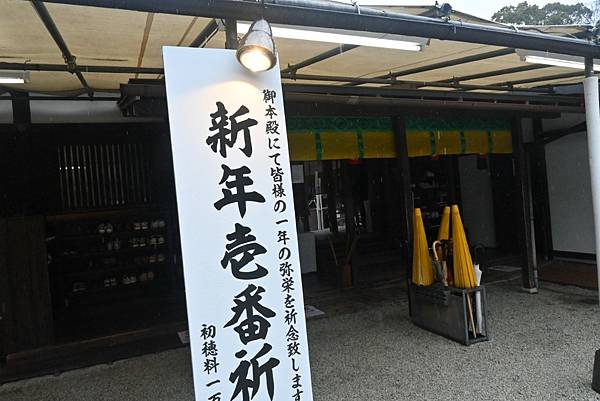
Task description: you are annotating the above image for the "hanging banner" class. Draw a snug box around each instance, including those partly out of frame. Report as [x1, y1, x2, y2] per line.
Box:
[163, 47, 313, 401]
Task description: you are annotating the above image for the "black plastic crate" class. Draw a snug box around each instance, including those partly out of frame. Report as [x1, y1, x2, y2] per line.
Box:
[409, 283, 489, 346]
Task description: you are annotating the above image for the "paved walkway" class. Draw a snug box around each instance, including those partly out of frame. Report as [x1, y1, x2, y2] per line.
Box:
[1, 279, 600, 401]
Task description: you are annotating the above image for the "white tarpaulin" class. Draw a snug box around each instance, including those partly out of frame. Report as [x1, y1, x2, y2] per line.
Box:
[163, 47, 313, 401]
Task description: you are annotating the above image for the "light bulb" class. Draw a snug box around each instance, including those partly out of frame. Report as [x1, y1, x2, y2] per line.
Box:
[239, 48, 274, 72]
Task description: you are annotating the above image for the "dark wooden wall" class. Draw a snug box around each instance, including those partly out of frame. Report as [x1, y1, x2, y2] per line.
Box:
[0, 123, 180, 359]
[1, 216, 53, 353]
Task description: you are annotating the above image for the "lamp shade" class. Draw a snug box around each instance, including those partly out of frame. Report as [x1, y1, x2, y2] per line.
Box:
[236, 19, 277, 72]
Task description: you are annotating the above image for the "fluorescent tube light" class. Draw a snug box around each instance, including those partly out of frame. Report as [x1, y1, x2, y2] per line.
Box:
[237, 22, 423, 51]
[523, 55, 600, 71]
[0, 71, 29, 84]
[518, 50, 600, 71]
[0, 77, 25, 84]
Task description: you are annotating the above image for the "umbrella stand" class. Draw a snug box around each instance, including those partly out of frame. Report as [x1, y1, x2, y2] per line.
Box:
[409, 284, 489, 346]
[408, 204, 489, 345]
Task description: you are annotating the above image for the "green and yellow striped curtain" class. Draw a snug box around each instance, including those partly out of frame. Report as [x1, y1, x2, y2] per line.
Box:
[286, 116, 512, 161]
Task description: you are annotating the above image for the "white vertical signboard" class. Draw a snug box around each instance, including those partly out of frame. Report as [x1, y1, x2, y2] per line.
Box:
[163, 47, 313, 401]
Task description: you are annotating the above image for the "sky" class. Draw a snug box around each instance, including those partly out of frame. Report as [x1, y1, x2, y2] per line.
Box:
[340, 0, 596, 20]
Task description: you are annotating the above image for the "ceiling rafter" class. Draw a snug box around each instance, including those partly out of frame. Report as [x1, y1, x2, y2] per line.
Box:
[30, 0, 93, 95]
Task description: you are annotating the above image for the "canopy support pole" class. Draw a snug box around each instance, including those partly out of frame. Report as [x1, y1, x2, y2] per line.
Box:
[224, 19, 238, 50]
[583, 57, 600, 305]
[512, 118, 539, 292]
[394, 116, 413, 315]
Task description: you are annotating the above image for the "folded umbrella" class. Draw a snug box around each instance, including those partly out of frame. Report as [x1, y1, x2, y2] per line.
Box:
[451, 205, 477, 337]
[412, 208, 435, 286]
[451, 205, 476, 289]
[437, 206, 450, 241]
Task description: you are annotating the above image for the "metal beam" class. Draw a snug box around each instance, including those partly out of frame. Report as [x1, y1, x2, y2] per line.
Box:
[282, 72, 554, 93]
[0, 62, 162, 75]
[284, 92, 584, 113]
[189, 18, 219, 47]
[224, 18, 238, 49]
[542, 121, 587, 144]
[436, 64, 549, 84]
[367, 48, 516, 81]
[30, 1, 92, 94]
[39, 0, 600, 58]
[283, 83, 583, 105]
[281, 44, 359, 74]
[0, 95, 119, 101]
[1, 62, 557, 94]
[494, 71, 584, 87]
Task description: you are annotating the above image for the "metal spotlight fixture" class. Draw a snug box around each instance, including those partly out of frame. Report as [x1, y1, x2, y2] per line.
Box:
[236, 19, 277, 72]
[433, 2, 453, 19]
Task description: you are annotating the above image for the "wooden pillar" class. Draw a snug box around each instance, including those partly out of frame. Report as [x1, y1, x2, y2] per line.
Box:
[394, 116, 414, 312]
[531, 118, 553, 261]
[0, 219, 7, 366]
[342, 162, 356, 237]
[512, 118, 538, 291]
[382, 159, 401, 247]
[11, 91, 31, 127]
[323, 161, 338, 233]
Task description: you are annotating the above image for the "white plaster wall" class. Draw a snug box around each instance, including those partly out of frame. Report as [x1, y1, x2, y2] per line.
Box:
[458, 155, 497, 248]
[545, 130, 595, 254]
[0, 94, 161, 124]
[30, 99, 129, 123]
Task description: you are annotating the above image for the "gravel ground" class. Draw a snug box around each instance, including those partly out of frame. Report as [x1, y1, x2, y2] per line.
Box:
[1, 279, 600, 401]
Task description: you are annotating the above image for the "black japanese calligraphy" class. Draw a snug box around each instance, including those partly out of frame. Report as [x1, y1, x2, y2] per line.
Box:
[282, 277, 294, 293]
[204, 357, 219, 374]
[265, 105, 277, 119]
[229, 344, 280, 401]
[284, 308, 297, 325]
[225, 284, 276, 345]
[208, 393, 222, 401]
[278, 247, 291, 261]
[269, 153, 281, 166]
[265, 121, 280, 136]
[207, 102, 257, 158]
[280, 261, 293, 277]
[202, 340, 218, 357]
[214, 165, 265, 218]
[277, 230, 290, 245]
[202, 324, 217, 340]
[221, 223, 268, 280]
[274, 200, 286, 213]
[263, 89, 276, 104]
[286, 326, 299, 342]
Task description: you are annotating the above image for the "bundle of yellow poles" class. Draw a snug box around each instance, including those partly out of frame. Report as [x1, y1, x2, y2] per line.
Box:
[412, 205, 478, 337]
[412, 205, 476, 289]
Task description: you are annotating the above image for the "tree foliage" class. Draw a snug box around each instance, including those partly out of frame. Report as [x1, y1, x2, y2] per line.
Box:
[492, 2, 593, 25]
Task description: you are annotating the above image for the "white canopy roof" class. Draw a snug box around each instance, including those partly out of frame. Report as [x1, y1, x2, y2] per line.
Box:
[0, 0, 593, 94]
